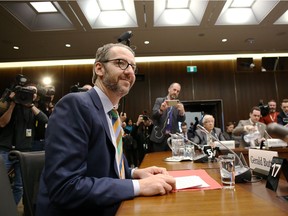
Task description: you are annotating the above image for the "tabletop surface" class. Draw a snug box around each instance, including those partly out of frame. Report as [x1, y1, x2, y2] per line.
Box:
[116, 151, 288, 216]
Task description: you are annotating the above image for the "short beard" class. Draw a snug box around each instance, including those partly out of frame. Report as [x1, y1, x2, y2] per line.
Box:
[102, 67, 129, 96]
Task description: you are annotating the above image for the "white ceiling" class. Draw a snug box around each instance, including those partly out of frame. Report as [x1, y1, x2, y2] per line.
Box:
[0, 0, 288, 63]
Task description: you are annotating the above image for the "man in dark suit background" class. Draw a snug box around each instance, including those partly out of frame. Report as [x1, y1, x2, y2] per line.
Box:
[36, 43, 175, 216]
[150, 82, 186, 152]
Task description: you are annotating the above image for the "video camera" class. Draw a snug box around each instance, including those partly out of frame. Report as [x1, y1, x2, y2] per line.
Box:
[0, 74, 35, 106]
[258, 100, 269, 117]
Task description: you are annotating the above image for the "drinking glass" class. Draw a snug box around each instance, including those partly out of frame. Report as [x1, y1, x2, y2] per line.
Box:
[219, 155, 235, 189]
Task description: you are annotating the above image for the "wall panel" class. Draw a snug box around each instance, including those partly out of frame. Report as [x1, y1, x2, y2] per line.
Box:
[0, 60, 287, 128]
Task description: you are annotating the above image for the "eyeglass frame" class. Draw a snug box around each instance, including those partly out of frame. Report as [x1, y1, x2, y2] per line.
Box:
[101, 58, 138, 74]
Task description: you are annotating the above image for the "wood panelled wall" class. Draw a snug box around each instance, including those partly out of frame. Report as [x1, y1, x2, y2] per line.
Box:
[0, 59, 287, 128]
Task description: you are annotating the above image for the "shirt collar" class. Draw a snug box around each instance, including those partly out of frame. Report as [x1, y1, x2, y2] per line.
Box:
[93, 86, 114, 114]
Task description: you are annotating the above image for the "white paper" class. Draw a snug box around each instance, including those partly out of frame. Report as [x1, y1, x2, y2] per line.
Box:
[175, 175, 210, 190]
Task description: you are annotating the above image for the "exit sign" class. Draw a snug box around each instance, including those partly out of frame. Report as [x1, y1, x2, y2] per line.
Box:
[187, 66, 197, 72]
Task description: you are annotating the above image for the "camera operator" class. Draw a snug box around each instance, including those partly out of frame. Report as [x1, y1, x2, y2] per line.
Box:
[130, 113, 154, 165]
[0, 83, 48, 205]
[259, 99, 279, 125]
[33, 85, 55, 151]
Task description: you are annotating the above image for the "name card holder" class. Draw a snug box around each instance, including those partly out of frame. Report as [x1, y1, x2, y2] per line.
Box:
[266, 157, 288, 191]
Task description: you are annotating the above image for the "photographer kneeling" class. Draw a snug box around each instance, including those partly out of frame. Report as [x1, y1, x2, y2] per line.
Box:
[0, 83, 48, 205]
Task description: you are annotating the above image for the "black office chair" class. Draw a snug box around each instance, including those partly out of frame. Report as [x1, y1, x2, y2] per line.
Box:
[0, 155, 19, 216]
[9, 150, 45, 216]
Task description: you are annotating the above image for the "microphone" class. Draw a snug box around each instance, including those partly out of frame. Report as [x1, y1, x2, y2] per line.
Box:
[267, 122, 288, 142]
[176, 133, 202, 150]
[175, 133, 208, 163]
[264, 130, 272, 139]
[196, 124, 252, 183]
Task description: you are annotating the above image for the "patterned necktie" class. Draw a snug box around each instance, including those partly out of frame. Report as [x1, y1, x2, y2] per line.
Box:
[110, 109, 125, 179]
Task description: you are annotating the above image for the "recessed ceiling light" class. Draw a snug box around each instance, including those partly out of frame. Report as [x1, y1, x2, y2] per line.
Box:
[65, 44, 71, 48]
[222, 38, 228, 42]
[13, 46, 19, 50]
[30, 2, 58, 13]
[144, 41, 150, 45]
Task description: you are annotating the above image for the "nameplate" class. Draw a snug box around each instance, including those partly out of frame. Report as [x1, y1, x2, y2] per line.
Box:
[266, 139, 287, 148]
[214, 140, 235, 150]
[248, 149, 278, 172]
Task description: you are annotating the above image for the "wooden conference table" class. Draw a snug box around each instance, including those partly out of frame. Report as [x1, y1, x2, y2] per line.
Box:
[116, 151, 288, 216]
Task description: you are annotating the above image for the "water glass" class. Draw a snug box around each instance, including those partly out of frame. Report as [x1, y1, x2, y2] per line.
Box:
[167, 137, 185, 159]
[184, 144, 194, 159]
[219, 155, 235, 189]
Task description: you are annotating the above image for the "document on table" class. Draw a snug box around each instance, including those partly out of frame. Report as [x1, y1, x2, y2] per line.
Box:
[175, 175, 210, 190]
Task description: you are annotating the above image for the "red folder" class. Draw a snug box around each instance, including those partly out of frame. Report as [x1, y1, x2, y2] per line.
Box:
[168, 169, 223, 192]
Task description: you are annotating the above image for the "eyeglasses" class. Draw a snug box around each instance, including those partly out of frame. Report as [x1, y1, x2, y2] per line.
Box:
[102, 59, 137, 74]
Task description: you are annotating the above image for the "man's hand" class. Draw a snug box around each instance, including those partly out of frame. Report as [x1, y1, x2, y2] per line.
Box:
[133, 166, 169, 179]
[120, 112, 127, 122]
[138, 174, 176, 196]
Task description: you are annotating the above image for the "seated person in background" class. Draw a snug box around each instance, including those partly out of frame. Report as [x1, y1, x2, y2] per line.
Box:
[193, 114, 226, 146]
[180, 122, 194, 142]
[277, 98, 288, 127]
[259, 99, 279, 125]
[188, 121, 195, 136]
[223, 121, 241, 147]
[192, 114, 225, 160]
[233, 106, 268, 148]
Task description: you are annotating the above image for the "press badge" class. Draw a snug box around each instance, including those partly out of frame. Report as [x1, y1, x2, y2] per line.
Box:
[26, 129, 32, 137]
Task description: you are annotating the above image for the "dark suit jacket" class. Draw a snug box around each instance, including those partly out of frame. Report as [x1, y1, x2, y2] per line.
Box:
[36, 89, 134, 216]
[150, 97, 185, 144]
[192, 127, 225, 146]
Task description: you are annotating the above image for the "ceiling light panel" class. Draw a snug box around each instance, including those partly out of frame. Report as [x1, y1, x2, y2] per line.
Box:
[154, 0, 208, 26]
[230, 0, 255, 8]
[274, 10, 288, 24]
[0, 1, 74, 31]
[98, 0, 123, 10]
[167, 0, 189, 9]
[77, 0, 137, 29]
[216, 0, 280, 25]
[30, 2, 58, 13]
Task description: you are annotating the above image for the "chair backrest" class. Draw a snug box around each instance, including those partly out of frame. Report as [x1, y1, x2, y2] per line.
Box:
[0, 155, 19, 216]
[9, 150, 45, 216]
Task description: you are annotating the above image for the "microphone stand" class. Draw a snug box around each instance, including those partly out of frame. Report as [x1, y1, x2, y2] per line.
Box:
[175, 133, 208, 163]
[196, 124, 252, 183]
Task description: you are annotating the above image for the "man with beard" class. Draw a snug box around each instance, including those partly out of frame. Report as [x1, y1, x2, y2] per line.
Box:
[150, 82, 186, 151]
[36, 43, 175, 216]
[259, 99, 279, 125]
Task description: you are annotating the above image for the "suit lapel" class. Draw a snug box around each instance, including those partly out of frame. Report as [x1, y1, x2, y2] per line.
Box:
[87, 89, 120, 177]
[87, 89, 113, 144]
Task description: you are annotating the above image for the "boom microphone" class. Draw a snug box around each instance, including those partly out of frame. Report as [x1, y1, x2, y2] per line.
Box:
[267, 122, 288, 142]
[196, 125, 252, 183]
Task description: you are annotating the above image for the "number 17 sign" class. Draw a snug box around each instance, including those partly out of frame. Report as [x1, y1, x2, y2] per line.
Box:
[266, 157, 288, 191]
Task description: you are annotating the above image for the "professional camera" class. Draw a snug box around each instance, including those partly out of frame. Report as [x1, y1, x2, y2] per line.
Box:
[70, 84, 89, 93]
[258, 100, 269, 117]
[13, 86, 36, 105]
[37, 85, 55, 103]
[0, 74, 35, 105]
[142, 115, 149, 121]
